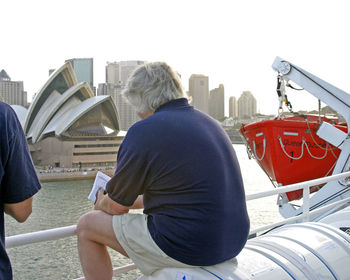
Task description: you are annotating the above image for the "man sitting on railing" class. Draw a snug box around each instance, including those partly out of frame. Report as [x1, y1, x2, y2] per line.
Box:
[0, 102, 41, 279]
[76, 62, 250, 279]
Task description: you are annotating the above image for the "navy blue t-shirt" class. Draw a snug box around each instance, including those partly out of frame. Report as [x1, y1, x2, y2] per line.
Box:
[107, 98, 249, 266]
[0, 102, 41, 279]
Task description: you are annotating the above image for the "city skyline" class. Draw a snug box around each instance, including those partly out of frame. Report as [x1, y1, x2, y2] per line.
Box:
[1, 60, 257, 119]
[1, 57, 333, 123]
[2, 0, 350, 116]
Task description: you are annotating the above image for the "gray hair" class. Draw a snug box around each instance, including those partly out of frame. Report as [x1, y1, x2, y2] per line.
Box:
[122, 62, 186, 114]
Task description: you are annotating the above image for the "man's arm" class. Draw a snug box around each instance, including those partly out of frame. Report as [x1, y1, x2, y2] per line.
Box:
[94, 189, 129, 215]
[130, 195, 144, 209]
[94, 190, 144, 215]
[4, 196, 33, 223]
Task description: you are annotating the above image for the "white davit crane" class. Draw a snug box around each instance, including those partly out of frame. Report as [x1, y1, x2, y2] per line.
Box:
[272, 57, 350, 220]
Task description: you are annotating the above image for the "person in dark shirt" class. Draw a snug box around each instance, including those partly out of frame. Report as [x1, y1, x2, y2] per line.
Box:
[0, 102, 41, 279]
[77, 62, 249, 279]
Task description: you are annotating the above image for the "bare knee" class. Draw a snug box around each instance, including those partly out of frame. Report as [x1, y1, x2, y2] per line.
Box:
[77, 211, 128, 257]
[76, 211, 96, 239]
[76, 210, 115, 243]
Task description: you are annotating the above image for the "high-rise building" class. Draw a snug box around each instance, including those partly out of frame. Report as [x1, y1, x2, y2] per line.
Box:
[119, 61, 144, 86]
[0, 70, 10, 81]
[106, 61, 145, 86]
[238, 91, 257, 119]
[97, 83, 139, 131]
[209, 84, 225, 120]
[229, 96, 237, 119]
[188, 74, 209, 114]
[0, 69, 27, 107]
[105, 62, 120, 85]
[65, 58, 94, 90]
[102, 60, 145, 130]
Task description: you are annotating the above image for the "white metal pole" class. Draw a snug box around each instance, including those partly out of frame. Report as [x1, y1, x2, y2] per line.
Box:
[6, 225, 76, 249]
[303, 186, 310, 222]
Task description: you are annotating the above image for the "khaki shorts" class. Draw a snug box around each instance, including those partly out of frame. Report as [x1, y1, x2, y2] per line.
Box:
[112, 213, 196, 276]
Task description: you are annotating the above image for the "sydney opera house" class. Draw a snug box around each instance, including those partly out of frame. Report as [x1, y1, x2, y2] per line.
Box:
[18, 62, 124, 168]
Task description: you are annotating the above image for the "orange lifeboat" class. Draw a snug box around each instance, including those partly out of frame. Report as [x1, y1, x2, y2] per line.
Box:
[239, 114, 348, 201]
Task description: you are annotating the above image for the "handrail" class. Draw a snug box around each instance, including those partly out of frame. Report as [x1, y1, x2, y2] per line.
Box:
[6, 225, 76, 249]
[249, 195, 350, 235]
[5, 170, 350, 279]
[245, 170, 350, 200]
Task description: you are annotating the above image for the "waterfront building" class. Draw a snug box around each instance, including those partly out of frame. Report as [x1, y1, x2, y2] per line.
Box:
[24, 61, 123, 168]
[119, 61, 145, 86]
[188, 74, 209, 114]
[106, 60, 145, 86]
[229, 96, 237, 119]
[97, 82, 139, 131]
[0, 69, 10, 81]
[238, 91, 257, 119]
[209, 84, 225, 120]
[105, 62, 120, 85]
[101, 60, 143, 130]
[0, 69, 28, 107]
[65, 58, 94, 91]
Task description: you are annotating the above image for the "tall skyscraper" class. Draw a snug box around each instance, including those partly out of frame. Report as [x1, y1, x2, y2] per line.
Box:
[65, 58, 94, 90]
[119, 61, 144, 86]
[209, 84, 225, 120]
[229, 96, 237, 119]
[238, 91, 257, 119]
[100, 59, 145, 130]
[0, 70, 10, 81]
[0, 69, 27, 107]
[188, 74, 209, 114]
[106, 62, 120, 85]
[97, 83, 139, 131]
[106, 61, 145, 86]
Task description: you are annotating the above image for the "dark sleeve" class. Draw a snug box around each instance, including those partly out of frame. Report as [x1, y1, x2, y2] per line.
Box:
[2, 111, 41, 203]
[106, 130, 149, 207]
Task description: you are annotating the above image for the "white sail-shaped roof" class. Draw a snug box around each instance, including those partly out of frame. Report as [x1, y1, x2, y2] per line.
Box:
[11, 105, 27, 128]
[24, 61, 120, 143]
[55, 95, 120, 137]
[24, 62, 78, 135]
[30, 82, 94, 143]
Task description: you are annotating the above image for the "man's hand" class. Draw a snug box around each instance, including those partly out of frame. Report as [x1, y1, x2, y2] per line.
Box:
[94, 188, 106, 206]
[94, 189, 129, 215]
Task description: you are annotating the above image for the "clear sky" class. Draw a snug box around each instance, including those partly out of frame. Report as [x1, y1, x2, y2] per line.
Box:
[2, 0, 350, 115]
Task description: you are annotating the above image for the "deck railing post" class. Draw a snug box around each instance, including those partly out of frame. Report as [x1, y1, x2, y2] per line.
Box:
[302, 185, 310, 222]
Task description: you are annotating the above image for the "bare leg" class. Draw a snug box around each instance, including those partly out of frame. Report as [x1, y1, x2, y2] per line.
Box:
[76, 210, 128, 280]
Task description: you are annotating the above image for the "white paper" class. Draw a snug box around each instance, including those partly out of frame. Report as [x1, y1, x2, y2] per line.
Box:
[88, 171, 111, 202]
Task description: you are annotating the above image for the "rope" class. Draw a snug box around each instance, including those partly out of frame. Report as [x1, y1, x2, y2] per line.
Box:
[304, 140, 328, 160]
[330, 147, 338, 159]
[278, 136, 304, 160]
[244, 137, 277, 188]
[324, 160, 337, 177]
[278, 136, 329, 160]
[253, 137, 266, 161]
[305, 118, 338, 154]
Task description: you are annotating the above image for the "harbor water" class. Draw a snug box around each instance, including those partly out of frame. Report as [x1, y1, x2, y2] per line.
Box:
[5, 144, 281, 279]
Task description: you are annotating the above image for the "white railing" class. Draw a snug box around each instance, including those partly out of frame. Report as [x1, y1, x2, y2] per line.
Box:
[5, 170, 350, 279]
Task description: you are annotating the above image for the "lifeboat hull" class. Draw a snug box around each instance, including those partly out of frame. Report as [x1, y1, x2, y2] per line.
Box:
[239, 116, 347, 201]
